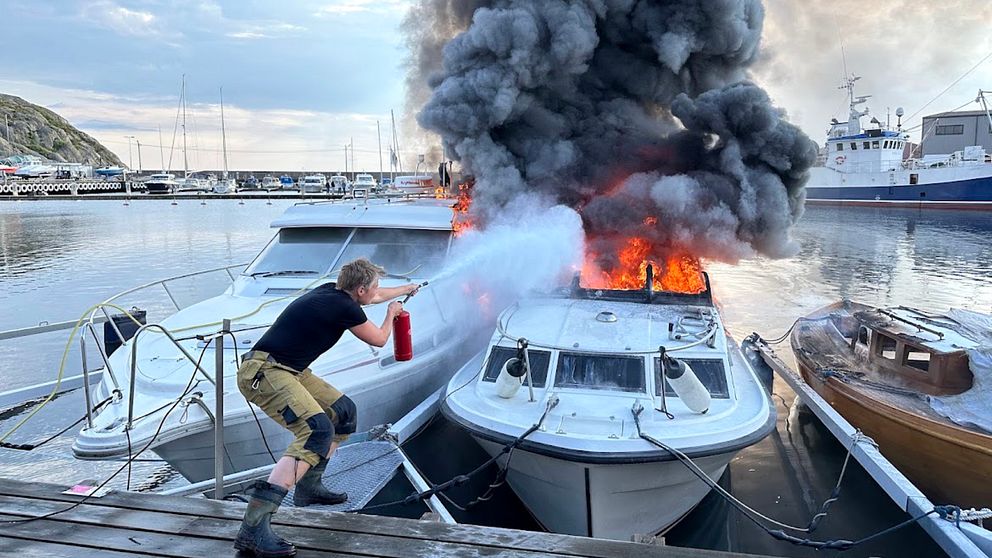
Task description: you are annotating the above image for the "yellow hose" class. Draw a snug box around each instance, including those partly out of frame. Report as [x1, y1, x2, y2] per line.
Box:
[0, 270, 402, 444]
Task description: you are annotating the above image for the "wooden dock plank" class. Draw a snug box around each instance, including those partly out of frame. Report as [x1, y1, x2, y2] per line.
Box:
[0, 495, 583, 558]
[0, 479, 761, 558]
[0, 536, 163, 558]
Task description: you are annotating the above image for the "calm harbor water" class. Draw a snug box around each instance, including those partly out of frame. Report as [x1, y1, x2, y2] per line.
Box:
[1, 198, 990, 556]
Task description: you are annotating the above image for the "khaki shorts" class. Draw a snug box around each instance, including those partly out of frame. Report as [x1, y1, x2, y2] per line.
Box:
[237, 352, 354, 466]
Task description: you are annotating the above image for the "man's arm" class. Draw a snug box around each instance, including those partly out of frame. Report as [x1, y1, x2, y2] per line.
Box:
[349, 301, 404, 347]
[370, 283, 419, 304]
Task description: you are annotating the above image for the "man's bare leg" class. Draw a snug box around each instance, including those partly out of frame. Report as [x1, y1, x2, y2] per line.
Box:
[268, 457, 309, 489]
[267, 441, 340, 490]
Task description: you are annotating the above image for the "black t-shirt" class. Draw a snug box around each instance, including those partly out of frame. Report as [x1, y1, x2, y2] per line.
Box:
[252, 283, 368, 371]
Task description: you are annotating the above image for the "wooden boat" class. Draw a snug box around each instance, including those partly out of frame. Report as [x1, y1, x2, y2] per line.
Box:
[791, 300, 992, 509]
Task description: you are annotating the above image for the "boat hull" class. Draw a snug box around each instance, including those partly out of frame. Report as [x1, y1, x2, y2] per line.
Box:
[145, 183, 176, 194]
[796, 362, 992, 509]
[474, 437, 730, 540]
[805, 173, 992, 209]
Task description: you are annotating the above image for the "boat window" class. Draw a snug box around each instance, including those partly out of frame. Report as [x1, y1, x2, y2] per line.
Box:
[872, 141, 880, 149]
[554, 353, 645, 392]
[245, 227, 351, 277]
[863, 141, 871, 150]
[654, 358, 730, 399]
[335, 228, 450, 278]
[875, 332, 898, 360]
[482, 346, 551, 387]
[836, 143, 844, 152]
[858, 327, 869, 346]
[903, 348, 932, 372]
[850, 143, 857, 150]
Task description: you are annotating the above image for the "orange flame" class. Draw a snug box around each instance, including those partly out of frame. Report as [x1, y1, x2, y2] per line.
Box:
[581, 237, 705, 294]
[452, 181, 474, 236]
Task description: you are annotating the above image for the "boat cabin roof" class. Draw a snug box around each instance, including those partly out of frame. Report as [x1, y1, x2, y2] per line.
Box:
[855, 307, 980, 354]
[270, 199, 456, 231]
[499, 297, 725, 356]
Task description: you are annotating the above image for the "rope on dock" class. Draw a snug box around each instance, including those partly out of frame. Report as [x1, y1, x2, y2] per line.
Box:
[0, 396, 114, 451]
[630, 403, 965, 552]
[354, 396, 560, 513]
[0, 339, 214, 526]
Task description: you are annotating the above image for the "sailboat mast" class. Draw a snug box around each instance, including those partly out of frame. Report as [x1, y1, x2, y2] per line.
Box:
[391, 110, 403, 174]
[220, 87, 229, 179]
[181, 75, 189, 178]
[158, 126, 165, 173]
[377, 120, 383, 185]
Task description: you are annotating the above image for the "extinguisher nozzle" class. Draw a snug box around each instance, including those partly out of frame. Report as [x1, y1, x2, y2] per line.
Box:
[401, 281, 430, 304]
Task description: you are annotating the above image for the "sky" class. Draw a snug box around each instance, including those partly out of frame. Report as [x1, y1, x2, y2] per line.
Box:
[3, 0, 991, 172]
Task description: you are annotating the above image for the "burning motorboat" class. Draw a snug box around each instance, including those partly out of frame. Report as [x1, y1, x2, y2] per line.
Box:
[441, 266, 775, 540]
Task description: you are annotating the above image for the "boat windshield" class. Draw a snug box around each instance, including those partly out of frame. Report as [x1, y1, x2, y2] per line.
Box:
[334, 228, 450, 278]
[555, 353, 646, 392]
[245, 227, 451, 279]
[245, 227, 351, 277]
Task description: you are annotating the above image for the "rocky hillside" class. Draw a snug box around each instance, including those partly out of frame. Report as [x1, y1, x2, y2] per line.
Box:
[0, 93, 123, 166]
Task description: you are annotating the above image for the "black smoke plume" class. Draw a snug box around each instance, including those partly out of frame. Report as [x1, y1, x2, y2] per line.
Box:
[407, 0, 818, 269]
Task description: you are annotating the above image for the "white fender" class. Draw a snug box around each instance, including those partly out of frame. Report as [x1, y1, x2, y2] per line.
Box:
[494, 357, 527, 399]
[665, 357, 711, 414]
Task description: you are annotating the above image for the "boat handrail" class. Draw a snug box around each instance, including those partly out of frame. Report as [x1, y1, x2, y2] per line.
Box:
[876, 308, 945, 339]
[125, 322, 216, 431]
[0, 315, 109, 342]
[89, 262, 247, 322]
[495, 303, 720, 355]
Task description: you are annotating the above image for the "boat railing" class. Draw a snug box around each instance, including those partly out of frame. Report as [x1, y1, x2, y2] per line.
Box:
[73, 264, 247, 410]
[73, 263, 246, 427]
[123, 322, 217, 431]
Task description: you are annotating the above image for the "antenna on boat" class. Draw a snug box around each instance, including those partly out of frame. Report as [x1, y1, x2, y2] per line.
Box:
[645, 264, 654, 302]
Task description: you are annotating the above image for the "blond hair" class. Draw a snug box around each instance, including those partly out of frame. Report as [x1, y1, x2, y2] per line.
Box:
[337, 258, 386, 291]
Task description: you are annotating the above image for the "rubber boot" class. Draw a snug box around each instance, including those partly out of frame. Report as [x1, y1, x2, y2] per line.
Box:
[293, 457, 348, 507]
[233, 481, 296, 557]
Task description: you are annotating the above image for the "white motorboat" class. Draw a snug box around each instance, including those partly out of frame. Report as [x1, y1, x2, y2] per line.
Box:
[352, 173, 378, 193]
[145, 173, 180, 194]
[393, 175, 436, 195]
[212, 177, 237, 194]
[73, 198, 488, 482]
[441, 272, 776, 540]
[300, 175, 327, 193]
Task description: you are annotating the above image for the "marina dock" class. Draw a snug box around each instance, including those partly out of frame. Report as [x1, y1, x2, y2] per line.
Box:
[0, 478, 762, 558]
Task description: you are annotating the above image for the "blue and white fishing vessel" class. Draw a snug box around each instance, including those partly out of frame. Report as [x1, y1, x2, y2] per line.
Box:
[805, 78, 992, 209]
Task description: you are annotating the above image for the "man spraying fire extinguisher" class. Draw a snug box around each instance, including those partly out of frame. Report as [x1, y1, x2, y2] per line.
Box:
[233, 258, 418, 557]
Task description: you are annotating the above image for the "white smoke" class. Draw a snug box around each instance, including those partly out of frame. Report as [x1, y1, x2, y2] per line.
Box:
[431, 199, 584, 304]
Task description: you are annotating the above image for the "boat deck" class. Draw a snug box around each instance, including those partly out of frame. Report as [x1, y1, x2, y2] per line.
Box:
[0, 478, 768, 558]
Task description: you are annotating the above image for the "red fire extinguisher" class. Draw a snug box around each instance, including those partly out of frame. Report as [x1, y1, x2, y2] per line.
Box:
[393, 310, 413, 361]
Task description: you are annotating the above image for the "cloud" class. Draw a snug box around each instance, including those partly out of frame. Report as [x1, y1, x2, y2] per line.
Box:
[81, 1, 164, 38]
[1, 78, 410, 172]
[226, 22, 307, 40]
[314, 0, 410, 17]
